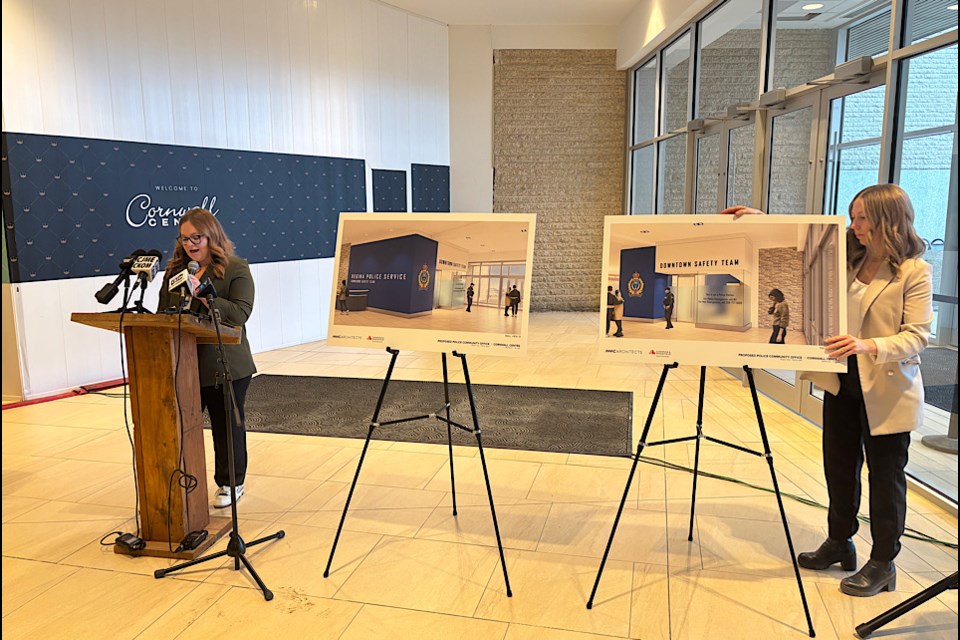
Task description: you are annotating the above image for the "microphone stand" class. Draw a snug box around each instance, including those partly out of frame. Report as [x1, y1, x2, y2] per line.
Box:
[154, 287, 285, 600]
[129, 277, 153, 314]
[111, 273, 134, 313]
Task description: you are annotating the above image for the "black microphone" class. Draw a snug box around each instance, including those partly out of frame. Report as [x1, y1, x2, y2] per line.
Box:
[131, 249, 163, 284]
[95, 249, 146, 305]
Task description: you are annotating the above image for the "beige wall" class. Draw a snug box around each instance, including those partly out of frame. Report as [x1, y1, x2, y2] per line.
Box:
[617, 0, 713, 69]
[493, 50, 625, 312]
[2, 284, 24, 402]
[449, 25, 618, 213]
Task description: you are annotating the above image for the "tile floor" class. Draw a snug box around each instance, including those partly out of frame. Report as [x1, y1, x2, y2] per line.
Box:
[2, 312, 957, 639]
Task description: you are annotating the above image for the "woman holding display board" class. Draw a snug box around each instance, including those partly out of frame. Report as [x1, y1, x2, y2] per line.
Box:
[723, 183, 933, 597]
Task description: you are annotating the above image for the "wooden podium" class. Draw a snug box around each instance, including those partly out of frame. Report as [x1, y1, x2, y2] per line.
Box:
[71, 312, 240, 559]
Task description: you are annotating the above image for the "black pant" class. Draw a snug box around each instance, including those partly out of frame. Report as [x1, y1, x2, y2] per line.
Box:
[606, 309, 613, 334]
[201, 375, 252, 488]
[466, 297, 473, 311]
[614, 319, 623, 336]
[822, 356, 910, 562]
[665, 305, 674, 328]
[510, 300, 519, 315]
[769, 325, 786, 343]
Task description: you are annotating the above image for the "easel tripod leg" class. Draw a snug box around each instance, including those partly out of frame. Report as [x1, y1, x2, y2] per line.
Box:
[587, 363, 674, 609]
[688, 365, 707, 541]
[744, 366, 816, 638]
[442, 352, 457, 515]
[324, 347, 400, 578]
[457, 352, 512, 597]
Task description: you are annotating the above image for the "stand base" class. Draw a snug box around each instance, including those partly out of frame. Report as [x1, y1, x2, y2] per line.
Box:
[920, 434, 958, 454]
[114, 516, 232, 560]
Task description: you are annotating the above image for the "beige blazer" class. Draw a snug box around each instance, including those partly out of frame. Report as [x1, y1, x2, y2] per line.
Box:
[803, 258, 932, 435]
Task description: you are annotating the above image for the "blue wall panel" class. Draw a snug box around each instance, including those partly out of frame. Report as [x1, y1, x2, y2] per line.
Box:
[348, 234, 437, 314]
[372, 169, 407, 212]
[2, 132, 367, 282]
[411, 163, 449, 212]
[619, 246, 669, 320]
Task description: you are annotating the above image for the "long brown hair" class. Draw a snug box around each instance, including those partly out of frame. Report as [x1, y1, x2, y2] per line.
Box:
[167, 208, 234, 279]
[847, 184, 925, 273]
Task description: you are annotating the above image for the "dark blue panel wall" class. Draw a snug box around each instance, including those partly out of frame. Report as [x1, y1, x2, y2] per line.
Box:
[2, 132, 367, 282]
[372, 169, 407, 212]
[619, 247, 669, 320]
[411, 163, 449, 212]
[348, 234, 437, 314]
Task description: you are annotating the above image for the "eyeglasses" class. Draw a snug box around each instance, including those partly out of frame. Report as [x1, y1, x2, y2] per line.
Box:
[178, 233, 206, 246]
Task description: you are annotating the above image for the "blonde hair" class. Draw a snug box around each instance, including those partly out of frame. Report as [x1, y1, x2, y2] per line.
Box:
[167, 208, 235, 279]
[847, 184, 925, 273]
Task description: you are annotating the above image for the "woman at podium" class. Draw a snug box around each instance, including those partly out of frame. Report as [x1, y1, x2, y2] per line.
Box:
[159, 207, 256, 509]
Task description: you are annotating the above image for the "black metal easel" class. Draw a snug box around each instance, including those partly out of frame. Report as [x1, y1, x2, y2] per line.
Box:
[586, 363, 815, 638]
[323, 347, 512, 597]
[154, 290, 285, 600]
[855, 572, 957, 638]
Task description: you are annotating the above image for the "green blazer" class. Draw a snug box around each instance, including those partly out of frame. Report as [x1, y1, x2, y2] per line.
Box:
[158, 255, 257, 387]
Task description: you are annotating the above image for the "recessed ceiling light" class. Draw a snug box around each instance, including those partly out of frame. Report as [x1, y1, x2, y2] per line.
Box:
[948, 3, 958, 9]
[802, 3, 824, 9]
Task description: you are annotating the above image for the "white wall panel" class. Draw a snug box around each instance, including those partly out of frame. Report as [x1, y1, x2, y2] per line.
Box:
[101, 0, 147, 141]
[164, 0, 203, 146]
[192, 0, 228, 149]
[2, 0, 45, 132]
[69, 0, 114, 138]
[217, 0, 252, 151]
[135, 0, 176, 144]
[251, 262, 282, 350]
[306, 0, 332, 156]
[278, 261, 303, 345]
[287, 1, 314, 156]
[265, 0, 295, 153]
[377, 5, 409, 170]
[33, 0, 81, 136]
[4, 0, 451, 396]
[243, 263, 263, 354]
[241, 0, 272, 152]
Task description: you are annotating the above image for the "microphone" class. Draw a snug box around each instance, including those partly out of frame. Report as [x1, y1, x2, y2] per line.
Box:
[131, 250, 163, 283]
[96, 249, 146, 305]
[168, 260, 201, 309]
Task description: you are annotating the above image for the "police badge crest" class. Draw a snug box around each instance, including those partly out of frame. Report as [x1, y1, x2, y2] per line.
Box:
[627, 272, 645, 297]
[418, 264, 431, 289]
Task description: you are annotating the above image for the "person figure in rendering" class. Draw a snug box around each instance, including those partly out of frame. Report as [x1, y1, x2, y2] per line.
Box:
[768, 288, 789, 343]
[508, 285, 521, 316]
[612, 289, 624, 337]
[724, 183, 932, 598]
[663, 286, 675, 329]
[466, 283, 475, 312]
[158, 208, 256, 509]
[337, 279, 349, 315]
[605, 285, 617, 336]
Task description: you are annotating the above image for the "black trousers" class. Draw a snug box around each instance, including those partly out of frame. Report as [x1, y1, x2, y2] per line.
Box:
[822, 356, 910, 562]
[466, 297, 473, 311]
[665, 305, 674, 328]
[769, 325, 786, 343]
[606, 309, 613, 334]
[201, 375, 252, 488]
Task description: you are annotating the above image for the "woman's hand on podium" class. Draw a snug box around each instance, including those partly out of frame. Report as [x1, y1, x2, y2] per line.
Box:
[720, 206, 766, 218]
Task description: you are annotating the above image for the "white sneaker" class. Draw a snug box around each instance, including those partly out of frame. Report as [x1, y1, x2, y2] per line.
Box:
[213, 484, 244, 508]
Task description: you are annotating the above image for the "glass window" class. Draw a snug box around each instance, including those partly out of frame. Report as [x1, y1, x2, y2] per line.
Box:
[657, 135, 687, 214]
[662, 32, 691, 133]
[695, 134, 721, 213]
[896, 43, 958, 307]
[633, 59, 657, 144]
[697, 0, 761, 120]
[726, 122, 755, 208]
[823, 85, 886, 215]
[768, 106, 814, 213]
[630, 146, 655, 214]
[905, 0, 959, 47]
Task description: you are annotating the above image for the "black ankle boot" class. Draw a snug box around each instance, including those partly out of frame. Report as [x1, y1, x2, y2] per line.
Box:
[840, 560, 896, 597]
[797, 538, 857, 571]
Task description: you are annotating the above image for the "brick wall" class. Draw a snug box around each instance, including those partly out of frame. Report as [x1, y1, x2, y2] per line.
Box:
[493, 49, 625, 311]
[758, 247, 805, 330]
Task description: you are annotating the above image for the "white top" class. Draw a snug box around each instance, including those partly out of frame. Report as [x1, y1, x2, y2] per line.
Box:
[848, 277, 869, 337]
